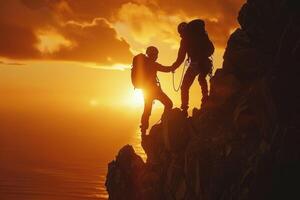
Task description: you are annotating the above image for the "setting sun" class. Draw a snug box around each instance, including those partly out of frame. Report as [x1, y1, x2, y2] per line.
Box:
[89, 99, 99, 107]
[131, 89, 144, 107]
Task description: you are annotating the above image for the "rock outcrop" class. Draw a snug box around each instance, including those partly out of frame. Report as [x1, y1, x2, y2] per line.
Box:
[106, 0, 300, 199]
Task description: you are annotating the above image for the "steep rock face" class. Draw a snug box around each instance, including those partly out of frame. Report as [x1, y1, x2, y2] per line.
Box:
[106, 0, 300, 199]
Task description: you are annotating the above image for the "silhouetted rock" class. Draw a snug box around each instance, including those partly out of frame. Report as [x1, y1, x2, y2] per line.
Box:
[106, 0, 300, 199]
[105, 145, 144, 200]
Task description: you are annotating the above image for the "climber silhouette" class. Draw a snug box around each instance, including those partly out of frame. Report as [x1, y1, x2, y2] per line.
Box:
[131, 46, 174, 135]
[172, 19, 214, 116]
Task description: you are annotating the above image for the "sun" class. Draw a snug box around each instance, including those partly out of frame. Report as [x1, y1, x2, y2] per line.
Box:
[89, 99, 99, 107]
[131, 89, 144, 107]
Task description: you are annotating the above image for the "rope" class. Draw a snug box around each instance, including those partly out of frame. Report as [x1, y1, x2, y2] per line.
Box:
[172, 59, 189, 92]
[209, 55, 214, 79]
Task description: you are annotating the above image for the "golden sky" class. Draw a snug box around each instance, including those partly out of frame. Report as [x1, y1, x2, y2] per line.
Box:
[1, 3, 248, 197]
[0, 0, 245, 111]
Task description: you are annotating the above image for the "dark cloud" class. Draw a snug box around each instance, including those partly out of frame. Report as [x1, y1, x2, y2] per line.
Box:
[0, 23, 40, 59]
[61, 0, 130, 20]
[54, 18, 131, 64]
[0, 0, 132, 64]
[21, 0, 50, 9]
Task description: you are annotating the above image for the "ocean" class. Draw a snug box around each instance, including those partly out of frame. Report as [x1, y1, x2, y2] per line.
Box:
[0, 107, 149, 200]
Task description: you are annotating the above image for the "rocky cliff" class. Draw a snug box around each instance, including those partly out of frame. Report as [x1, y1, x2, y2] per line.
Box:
[105, 0, 300, 199]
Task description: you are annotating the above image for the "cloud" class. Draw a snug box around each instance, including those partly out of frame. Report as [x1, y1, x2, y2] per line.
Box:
[0, 60, 25, 66]
[0, 0, 245, 65]
[35, 29, 73, 54]
[110, 1, 244, 64]
[114, 3, 187, 50]
[0, 23, 40, 59]
[113, 0, 245, 48]
[53, 18, 132, 64]
[80, 62, 131, 71]
[0, 0, 132, 64]
[112, 2, 190, 64]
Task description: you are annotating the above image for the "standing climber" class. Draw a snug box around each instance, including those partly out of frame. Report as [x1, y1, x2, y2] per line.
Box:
[172, 19, 214, 116]
[131, 46, 174, 135]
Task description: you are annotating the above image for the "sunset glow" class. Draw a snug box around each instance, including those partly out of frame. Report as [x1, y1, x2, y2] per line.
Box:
[0, 0, 246, 199]
[130, 89, 144, 107]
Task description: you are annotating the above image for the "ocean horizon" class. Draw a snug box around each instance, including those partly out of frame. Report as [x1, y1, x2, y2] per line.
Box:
[0, 107, 149, 200]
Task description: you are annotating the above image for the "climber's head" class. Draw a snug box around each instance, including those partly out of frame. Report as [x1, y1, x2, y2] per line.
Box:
[146, 46, 159, 61]
[177, 22, 187, 37]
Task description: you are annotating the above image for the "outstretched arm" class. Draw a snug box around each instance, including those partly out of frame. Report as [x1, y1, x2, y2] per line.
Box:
[155, 63, 174, 72]
[172, 39, 187, 70]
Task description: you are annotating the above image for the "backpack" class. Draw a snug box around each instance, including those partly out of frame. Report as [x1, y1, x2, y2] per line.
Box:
[185, 19, 215, 59]
[131, 53, 148, 89]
